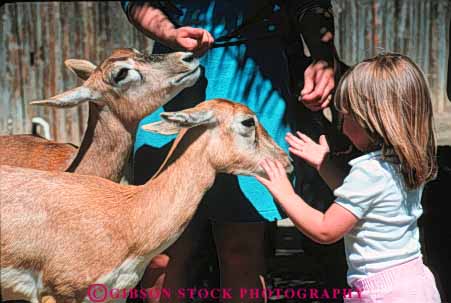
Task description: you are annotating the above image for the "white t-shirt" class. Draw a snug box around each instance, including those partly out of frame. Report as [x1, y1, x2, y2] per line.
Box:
[334, 150, 423, 286]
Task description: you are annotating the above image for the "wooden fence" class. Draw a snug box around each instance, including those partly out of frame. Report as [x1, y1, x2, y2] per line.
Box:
[1, 1, 450, 144]
[0, 2, 153, 143]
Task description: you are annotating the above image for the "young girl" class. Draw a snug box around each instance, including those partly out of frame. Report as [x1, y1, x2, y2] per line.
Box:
[256, 53, 441, 302]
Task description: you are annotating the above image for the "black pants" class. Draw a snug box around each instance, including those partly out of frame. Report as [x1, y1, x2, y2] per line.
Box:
[420, 146, 451, 302]
[291, 105, 356, 303]
[293, 157, 348, 303]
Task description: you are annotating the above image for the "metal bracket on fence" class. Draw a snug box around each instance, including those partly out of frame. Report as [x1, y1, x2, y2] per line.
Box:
[31, 117, 51, 140]
[7, 116, 13, 135]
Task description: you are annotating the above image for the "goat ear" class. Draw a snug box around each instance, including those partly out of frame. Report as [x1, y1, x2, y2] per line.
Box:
[160, 109, 216, 127]
[141, 120, 181, 135]
[65, 59, 97, 80]
[142, 109, 216, 135]
[30, 86, 101, 108]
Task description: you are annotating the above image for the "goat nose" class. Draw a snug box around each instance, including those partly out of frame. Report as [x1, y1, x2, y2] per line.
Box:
[286, 162, 294, 174]
[181, 52, 195, 63]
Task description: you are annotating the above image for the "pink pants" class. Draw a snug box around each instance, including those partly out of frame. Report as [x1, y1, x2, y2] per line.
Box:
[345, 257, 441, 303]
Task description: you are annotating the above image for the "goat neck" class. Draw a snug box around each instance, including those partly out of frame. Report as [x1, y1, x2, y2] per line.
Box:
[131, 126, 215, 255]
[67, 103, 133, 182]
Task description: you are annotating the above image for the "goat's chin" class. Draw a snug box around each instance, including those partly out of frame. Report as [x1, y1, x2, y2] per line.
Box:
[224, 168, 257, 177]
[286, 163, 294, 174]
[170, 67, 201, 88]
[248, 169, 267, 178]
[252, 164, 293, 178]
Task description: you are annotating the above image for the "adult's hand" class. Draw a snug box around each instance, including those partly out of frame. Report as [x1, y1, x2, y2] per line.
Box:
[129, 3, 214, 58]
[167, 27, 214, 57]
[299, 60, 335, 111]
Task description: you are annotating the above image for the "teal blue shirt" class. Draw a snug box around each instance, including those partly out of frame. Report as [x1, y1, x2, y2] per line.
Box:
[123, 0, 295, 221]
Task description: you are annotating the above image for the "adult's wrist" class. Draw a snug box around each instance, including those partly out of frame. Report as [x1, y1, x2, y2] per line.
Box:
[317, 151, 331, 172]
[163, 28, 179, 49]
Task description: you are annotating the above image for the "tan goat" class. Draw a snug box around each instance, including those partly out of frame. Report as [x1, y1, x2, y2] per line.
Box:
[0, 48, 200, 181]
[0, 99, 293, 303]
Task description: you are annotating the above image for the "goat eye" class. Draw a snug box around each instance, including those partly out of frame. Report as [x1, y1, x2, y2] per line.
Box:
[241, 118, 255, 127]
[113, 68, 129, 83]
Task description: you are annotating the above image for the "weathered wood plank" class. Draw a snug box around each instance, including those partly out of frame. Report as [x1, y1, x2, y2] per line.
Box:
[1, 2, 156, 144]
[334, 0, 451, 122]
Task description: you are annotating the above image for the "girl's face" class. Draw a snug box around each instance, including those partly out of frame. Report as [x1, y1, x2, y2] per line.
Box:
[342, 114, 373, 152]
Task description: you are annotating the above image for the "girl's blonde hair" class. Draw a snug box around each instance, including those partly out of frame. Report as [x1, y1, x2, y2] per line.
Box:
[334, 53, 437, 189]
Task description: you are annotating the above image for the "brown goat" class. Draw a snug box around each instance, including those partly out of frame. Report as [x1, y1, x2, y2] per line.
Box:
[0, 99, 293, 303]
[0, 48, 200, 181]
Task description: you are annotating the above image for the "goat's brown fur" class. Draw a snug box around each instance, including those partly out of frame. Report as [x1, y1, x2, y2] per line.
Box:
[0, 49, 200, 181]
[0, 135, 76, 171]
[0, 99, 292, 303]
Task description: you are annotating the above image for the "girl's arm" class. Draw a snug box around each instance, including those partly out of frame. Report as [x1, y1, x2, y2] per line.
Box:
[256, 159, 357, 244]
[126, 2, 214, 56]
[286, 132, 348, 190]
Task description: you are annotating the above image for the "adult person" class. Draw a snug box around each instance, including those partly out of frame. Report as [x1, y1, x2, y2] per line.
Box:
[419, 17, 451, 302]
[448, 18, 451, 101]
[285, 2, 352, 301]
[121, 1, 345, 302]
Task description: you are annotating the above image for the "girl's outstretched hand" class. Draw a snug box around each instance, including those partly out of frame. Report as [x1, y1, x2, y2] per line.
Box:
[286, 132, 330, 171]
[256, 159, 296, 204]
